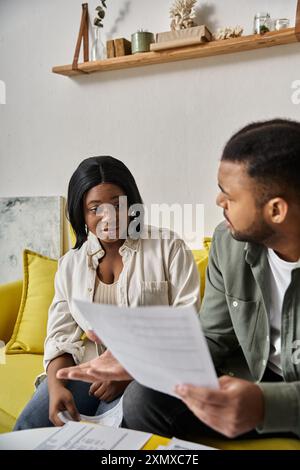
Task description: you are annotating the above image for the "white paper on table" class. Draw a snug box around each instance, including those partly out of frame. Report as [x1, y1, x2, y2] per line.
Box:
[71, 299, 219, 397]
[58, 397, 123, 428]
[34, 421, 151, 450]
[164, 437, 218, 450]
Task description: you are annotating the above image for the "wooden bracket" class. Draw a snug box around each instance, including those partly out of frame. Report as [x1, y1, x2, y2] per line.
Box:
[296, 0, 300, 41]
[72, 3, 89, 70]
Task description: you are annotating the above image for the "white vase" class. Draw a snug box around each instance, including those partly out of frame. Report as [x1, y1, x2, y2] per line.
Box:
[91, 26, 106, 61]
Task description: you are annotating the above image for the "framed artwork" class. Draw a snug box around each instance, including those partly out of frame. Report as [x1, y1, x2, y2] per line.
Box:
[0, 196, 64, 284]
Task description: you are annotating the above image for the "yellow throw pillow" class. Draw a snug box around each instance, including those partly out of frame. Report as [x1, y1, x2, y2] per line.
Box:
[6, 250, 58, 354]
[192, 238, 211, 300]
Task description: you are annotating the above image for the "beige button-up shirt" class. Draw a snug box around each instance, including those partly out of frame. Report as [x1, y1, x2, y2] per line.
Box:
[43, 226, 200, 372]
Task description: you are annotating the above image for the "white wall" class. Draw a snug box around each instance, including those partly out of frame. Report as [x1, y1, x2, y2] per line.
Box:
[1, 0, 300, 246]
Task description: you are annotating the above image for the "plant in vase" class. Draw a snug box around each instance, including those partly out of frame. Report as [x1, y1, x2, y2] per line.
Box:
[91, 0, 107, 61]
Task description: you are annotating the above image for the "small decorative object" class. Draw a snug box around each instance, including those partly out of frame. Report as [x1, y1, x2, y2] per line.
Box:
[114, 38, 132, 56]
[170, 0, 197, 31]
[254, 12, 271, 34]
[214, 25, 244, 41]
[131, 30, 155, 54]
[106, 39, 115, 58]
[107, 38, 132, 58]
[91, 1, 108, 60]
[275, 18, 290, 30]
[91, 26, 106, 60]
[151, 25, 212, 51]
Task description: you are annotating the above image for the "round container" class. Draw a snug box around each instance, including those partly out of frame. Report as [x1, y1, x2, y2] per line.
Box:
[131, 31, 155, 54]
[254, 12, 271, 34]
[275, 18, 290, 31]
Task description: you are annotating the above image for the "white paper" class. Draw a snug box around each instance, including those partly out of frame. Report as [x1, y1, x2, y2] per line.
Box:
[34, 421, 151, 450]
[164, 437, 218, 450]
[72, 299, 219, 397]
[58, 396, 123, 428]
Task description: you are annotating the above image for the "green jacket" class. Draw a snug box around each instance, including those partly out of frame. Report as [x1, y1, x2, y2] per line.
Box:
[201, 222, 300, 436]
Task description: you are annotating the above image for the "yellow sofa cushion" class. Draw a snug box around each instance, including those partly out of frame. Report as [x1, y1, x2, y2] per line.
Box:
[5, 250, 57, 355]
[0, 354, 44, 433]
[192, 237, 211, 299]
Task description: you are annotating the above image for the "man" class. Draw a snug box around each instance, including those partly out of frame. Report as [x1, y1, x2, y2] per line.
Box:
[58, 119, 300, 439]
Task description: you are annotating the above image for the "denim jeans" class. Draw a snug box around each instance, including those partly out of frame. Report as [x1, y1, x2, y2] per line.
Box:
[13, 377, 120, 431]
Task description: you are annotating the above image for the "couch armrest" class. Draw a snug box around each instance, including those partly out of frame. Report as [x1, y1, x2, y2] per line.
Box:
[0, 280, 23, 343]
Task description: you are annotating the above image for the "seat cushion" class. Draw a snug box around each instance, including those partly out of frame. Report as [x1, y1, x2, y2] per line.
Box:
[0, 354, 44, 433]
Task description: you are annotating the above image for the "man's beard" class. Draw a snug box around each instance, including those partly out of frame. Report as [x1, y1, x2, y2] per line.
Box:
[228, 214, 275, 245]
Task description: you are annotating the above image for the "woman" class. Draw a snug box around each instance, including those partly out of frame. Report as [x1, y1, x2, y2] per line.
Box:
[14, 156, 200, 430]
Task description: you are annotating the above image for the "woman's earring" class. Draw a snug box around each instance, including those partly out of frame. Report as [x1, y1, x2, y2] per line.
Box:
[85, 224, 89, 235]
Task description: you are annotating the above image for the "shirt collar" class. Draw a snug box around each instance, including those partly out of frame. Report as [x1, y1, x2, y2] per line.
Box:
[86, 231, 140, 269]
[244, 241, 300, 269]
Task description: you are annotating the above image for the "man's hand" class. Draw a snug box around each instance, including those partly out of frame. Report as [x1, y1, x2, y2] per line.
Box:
[89, 380, 131, 402]
[175, 376, 265, 438]
[56, 350, 132, 383]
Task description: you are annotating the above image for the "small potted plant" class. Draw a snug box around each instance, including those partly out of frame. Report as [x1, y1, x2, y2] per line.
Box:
[91, 0, 107, 61]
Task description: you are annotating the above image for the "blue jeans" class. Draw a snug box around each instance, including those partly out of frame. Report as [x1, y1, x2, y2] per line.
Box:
[13, 377, 120, 431]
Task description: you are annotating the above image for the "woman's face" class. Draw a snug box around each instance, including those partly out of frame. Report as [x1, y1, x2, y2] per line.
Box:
[84, 183, 129, 243]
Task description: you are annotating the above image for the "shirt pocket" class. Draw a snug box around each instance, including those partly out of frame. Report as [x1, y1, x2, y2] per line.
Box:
[141, 281, 169, 306]
[225, 294, 260, 351]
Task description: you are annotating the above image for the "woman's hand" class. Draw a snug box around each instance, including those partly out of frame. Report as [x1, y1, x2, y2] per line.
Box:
[57, 350, 132, 383]
[48, 383, 80, 426]
[89, 380, 131, 402]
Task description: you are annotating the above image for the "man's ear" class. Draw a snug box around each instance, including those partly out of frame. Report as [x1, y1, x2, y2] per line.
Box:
[265, 197, 288, 224]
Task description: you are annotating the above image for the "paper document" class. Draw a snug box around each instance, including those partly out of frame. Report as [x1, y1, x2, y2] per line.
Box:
[34, 421, 151, 450]
[161, 437, 218, 450]
[58, 397, 123, 428]
[72, 299, 218, 396]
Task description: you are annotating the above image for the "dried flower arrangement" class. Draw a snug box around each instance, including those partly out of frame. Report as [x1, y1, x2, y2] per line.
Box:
[214, 25, 244, 40]
[94, 0, 107, 27]
[170, 0, 197, 31]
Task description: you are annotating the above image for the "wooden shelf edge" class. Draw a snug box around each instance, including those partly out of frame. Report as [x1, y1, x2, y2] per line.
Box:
[52, 28, 299, 76]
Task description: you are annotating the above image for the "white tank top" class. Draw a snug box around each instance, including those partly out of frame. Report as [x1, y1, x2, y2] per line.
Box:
[93, 275, 118, 305]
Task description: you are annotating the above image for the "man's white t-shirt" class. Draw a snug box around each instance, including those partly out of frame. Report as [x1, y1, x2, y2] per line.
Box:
[267, 248, 298, 376]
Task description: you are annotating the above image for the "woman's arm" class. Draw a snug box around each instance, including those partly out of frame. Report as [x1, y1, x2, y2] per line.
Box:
[47, 353, 76, 389]
[44, 255, 85, 372]
[47, 353, 81, 425]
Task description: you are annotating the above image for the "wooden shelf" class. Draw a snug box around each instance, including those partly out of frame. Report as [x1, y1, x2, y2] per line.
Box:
[52, 28, 299, 77]
[53, 0, 300, 77]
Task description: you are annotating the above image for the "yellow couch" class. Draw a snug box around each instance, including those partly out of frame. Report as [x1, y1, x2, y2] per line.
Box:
[0, 243, 300, 450]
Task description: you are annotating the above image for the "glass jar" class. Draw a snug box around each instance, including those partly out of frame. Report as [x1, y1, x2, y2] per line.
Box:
[254, 12, 271, 34]
[91, 26, 106, 61]
[275, 18, 290, 31]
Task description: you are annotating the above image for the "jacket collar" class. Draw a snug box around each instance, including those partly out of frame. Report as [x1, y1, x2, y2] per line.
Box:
[244, 242, 264, 266]
[86, 231, 140, 269]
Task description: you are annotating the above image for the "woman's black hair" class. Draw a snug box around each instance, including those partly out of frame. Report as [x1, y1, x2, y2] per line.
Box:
[67, 156, 143, 249]
[221, 118, 300, 205]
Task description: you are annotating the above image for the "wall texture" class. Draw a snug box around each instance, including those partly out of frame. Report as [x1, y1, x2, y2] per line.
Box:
[0, 0, 299, 246]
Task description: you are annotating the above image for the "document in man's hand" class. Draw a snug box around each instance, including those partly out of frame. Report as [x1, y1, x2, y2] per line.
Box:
[72, 299, 219, 396]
